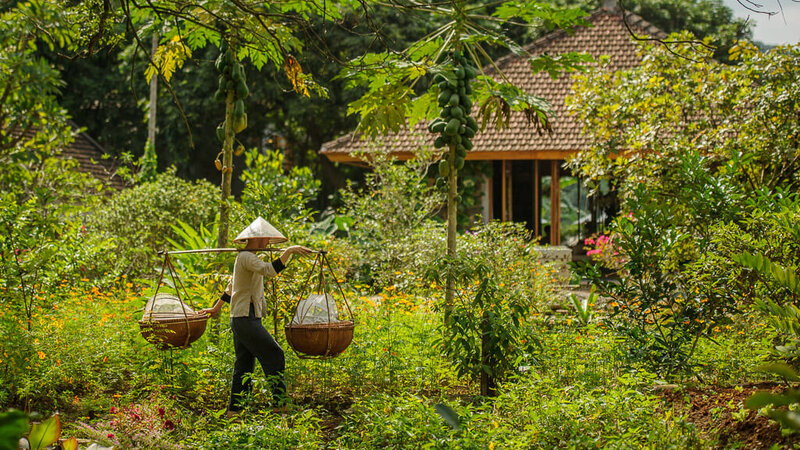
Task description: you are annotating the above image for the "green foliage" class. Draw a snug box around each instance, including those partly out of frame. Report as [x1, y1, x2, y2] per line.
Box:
[343, 1, 591, 137]
[568, 39, 800, 199]
[425, 222, 552, 391]
[0, 410, 28, 450]
[239, 148, 320, 229]
[27, 414, 61, 450]
[746, 363, 800, 434]
[339, 147, 444, 288]
[88, 169, 218, 275]
[0, 1, 75, 183]
[186, 410, 322, 448]
[574, 179, 738, 380]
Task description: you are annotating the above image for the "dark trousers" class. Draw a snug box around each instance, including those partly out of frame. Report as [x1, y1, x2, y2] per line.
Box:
[229, 303, 286, 411]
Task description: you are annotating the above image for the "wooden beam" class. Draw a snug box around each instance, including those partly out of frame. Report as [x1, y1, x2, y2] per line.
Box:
[321, 149, 578, 164]
[501, 160, 507, 221]
[550, 160, 560, 246]
[533, 160, 540, 237]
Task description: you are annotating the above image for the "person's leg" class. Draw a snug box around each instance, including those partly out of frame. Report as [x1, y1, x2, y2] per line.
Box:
[234, 316, 287, 404]
[229, 316, 257, 413]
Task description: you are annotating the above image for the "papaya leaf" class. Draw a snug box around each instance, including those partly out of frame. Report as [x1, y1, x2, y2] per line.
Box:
[28, 414, 61, 450]
[434, 403, 462, 431]
[529, 52, 594, 79]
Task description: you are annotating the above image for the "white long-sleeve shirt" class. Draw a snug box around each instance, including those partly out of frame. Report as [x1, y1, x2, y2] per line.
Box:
[226, 252, 284, 318]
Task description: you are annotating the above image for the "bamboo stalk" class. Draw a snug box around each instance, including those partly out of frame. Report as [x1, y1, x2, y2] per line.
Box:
[160, 248, 326, 255]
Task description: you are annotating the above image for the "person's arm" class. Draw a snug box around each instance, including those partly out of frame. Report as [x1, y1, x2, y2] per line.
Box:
[242, 246, 313, 276]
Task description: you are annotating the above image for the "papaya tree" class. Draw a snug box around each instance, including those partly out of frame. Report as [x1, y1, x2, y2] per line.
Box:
[342, 0, 592, 395]
[118, 0, 348, 246]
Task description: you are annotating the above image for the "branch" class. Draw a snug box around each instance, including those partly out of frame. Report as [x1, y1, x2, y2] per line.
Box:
[123, 0, 195, 149]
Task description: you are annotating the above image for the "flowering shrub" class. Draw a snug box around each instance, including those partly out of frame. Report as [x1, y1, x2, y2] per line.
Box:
[583, 232, 625, 271]
[79, 400, 182, 449]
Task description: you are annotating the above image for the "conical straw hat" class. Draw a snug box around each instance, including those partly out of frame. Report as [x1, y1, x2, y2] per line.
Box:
[233, 217, 288, 244]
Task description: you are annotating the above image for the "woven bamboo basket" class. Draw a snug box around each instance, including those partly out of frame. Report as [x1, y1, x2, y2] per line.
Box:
[139, 314, 208, 350]
[285, 320, 354, 357]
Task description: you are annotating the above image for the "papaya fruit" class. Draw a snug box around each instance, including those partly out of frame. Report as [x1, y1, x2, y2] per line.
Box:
[439, 159, 450, 177]
[440, 107, 451, 118]
[463, 138, 474, 150]
[234, 113, 247, 133]
[464, 127, 475, 139]
[214, 89, 226, 103]
[236, 80, 249, 99]
[216, 124, 225, 142]
[454, 156, 465, 170]
[234, 100, 245, 117]
[445, 118, 460, 136]
[466, 116, 478, 130]
[448, 93, 460, 107]
[450, 106, 463, 119]
[433, 136, 446, 148]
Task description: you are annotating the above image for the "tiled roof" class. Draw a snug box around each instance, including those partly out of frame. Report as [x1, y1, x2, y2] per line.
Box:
[11, 122, 127, 189]
[321, 6, 665, 162]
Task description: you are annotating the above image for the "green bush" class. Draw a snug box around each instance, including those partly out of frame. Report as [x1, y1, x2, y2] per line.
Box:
[426, 221, 554, 395]
[88, 169, 218, 275]
[239, 148, 320, 230]
[339, 149, 444, 288]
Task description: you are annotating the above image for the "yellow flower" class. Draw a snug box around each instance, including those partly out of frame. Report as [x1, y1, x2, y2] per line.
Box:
[37, 351, 45, 359]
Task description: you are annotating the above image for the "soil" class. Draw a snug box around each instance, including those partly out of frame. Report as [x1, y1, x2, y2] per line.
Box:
[659, 383, 799, 449]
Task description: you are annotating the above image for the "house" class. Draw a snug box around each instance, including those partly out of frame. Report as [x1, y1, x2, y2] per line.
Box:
[10, 121, 126, 190]
[62, 121, 127, 190]
[320, 2, 664, 251]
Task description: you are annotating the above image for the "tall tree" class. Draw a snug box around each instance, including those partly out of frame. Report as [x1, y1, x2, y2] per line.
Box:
[341, 0, 592, 395]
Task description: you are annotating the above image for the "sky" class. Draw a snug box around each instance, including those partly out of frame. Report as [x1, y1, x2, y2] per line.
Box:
[722, 0, 800, 45]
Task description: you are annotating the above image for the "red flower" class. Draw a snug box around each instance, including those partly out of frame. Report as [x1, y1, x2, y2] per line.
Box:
[164, 419, 175, 430]
[158, 407, 165, 417]
[107, 433, 115, 439]
[109, 407, 117, 414]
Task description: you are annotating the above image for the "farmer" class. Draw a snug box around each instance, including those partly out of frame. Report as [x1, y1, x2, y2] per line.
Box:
[199, 217, 312, 417]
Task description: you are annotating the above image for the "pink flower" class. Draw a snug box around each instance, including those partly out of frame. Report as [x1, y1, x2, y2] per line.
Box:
[584, 238, 595, 245]
[587, 249, 599, 256]
[131, 413, 141, 421]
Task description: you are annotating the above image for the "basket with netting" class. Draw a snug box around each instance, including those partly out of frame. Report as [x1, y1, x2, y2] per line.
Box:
[284, 251, 354, 359]
[139, 253, 208, 350]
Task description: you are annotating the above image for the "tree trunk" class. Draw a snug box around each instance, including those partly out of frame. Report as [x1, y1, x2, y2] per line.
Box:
[445, 142, 457, 317]
[147, 34, 158, 150]
[216, 87, 235, 249]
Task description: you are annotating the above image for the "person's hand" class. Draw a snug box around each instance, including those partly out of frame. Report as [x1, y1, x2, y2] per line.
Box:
[199, 306, 221, 318]
[286, 245, 313, 256]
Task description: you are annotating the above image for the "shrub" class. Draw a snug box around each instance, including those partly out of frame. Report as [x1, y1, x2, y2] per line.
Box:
[88, 168, 218, 275]
[239, 148, 320, 230]
[426, 221, 554, 395]
[339, 148, 444, 288]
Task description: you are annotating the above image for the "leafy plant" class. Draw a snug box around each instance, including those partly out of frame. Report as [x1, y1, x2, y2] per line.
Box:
[88, 168, 218, 275]
[426, 222, 550, 395]
[239, 147, 320, 230]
